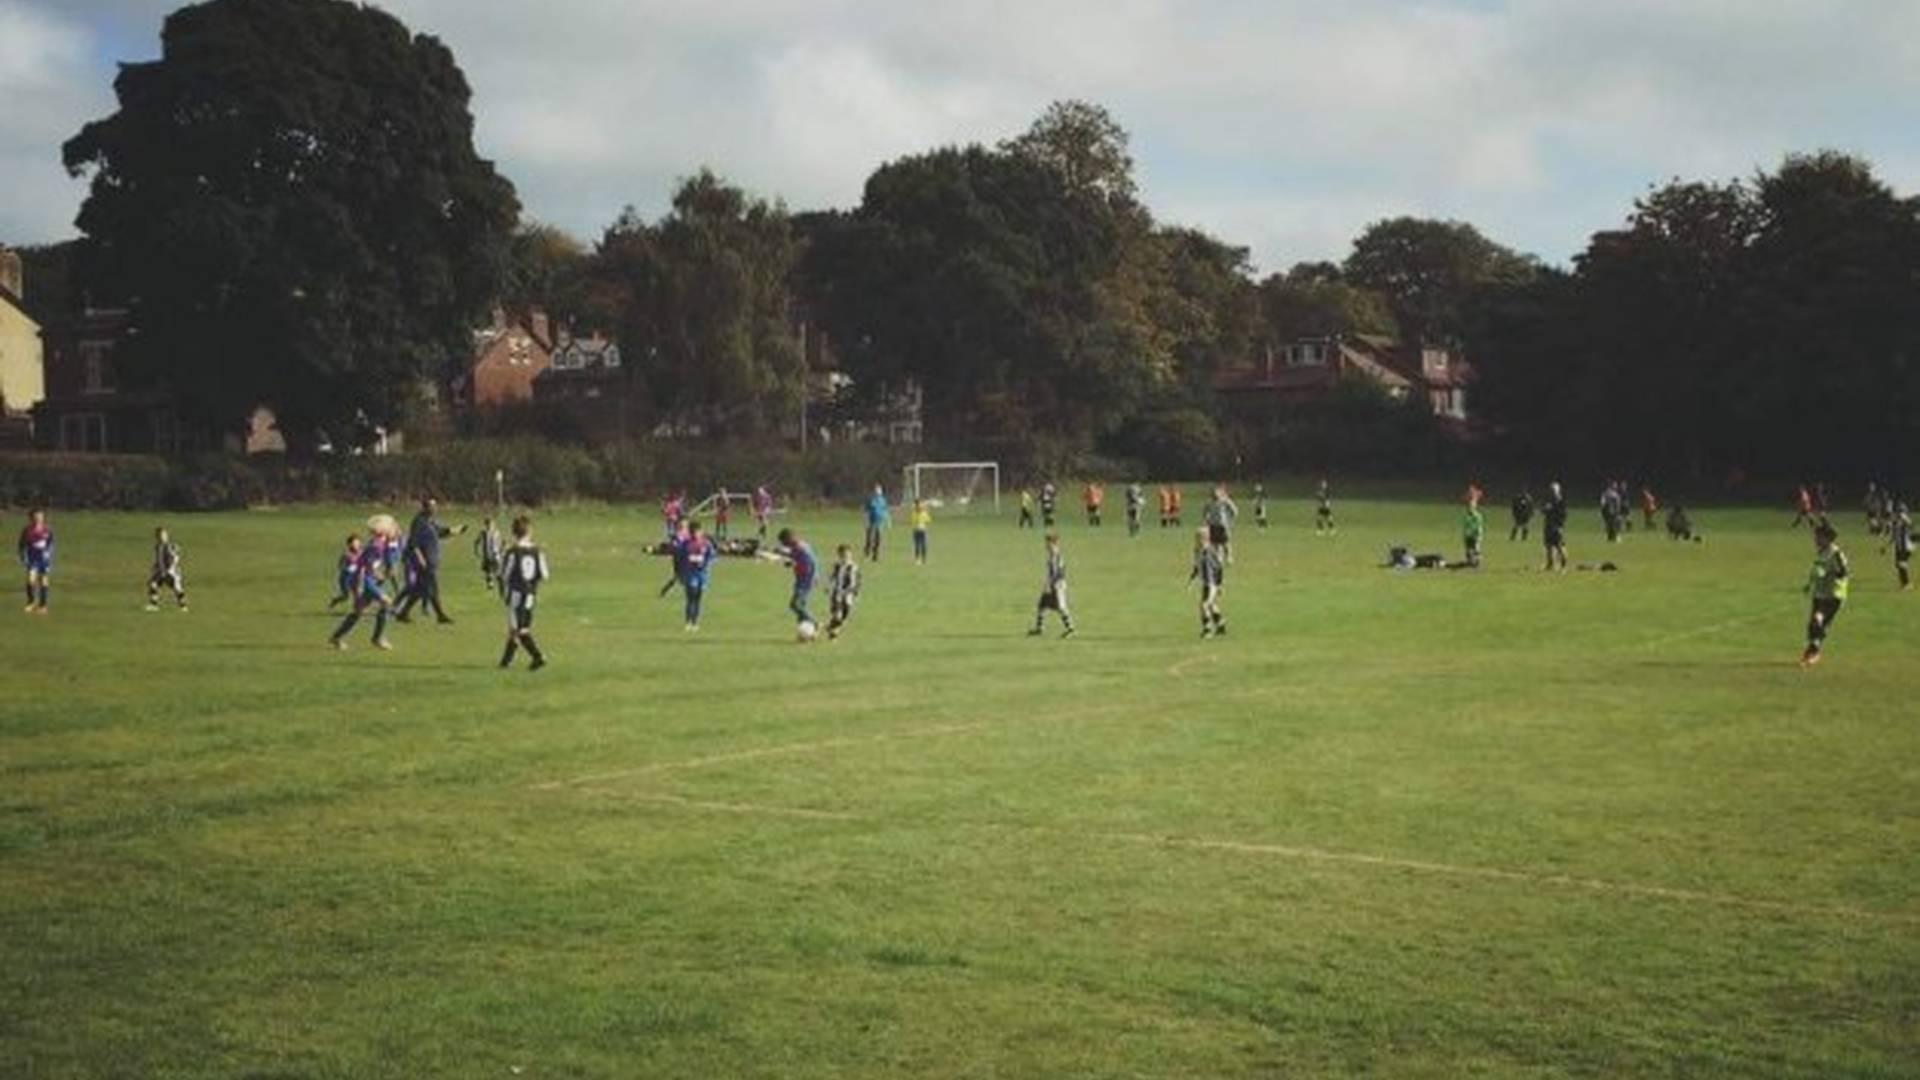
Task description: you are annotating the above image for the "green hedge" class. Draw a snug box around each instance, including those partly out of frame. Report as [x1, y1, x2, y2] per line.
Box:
[0, 439, 918, 511]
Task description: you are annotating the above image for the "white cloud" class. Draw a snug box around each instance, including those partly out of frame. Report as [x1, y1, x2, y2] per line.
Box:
[5, 0, 1920, 266]
[0, 1, 110, 245]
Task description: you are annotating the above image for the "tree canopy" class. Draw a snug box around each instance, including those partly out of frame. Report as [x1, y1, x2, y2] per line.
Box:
[62, 0, 518, 450]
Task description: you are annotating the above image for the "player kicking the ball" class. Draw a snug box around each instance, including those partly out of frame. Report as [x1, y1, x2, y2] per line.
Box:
[500, 515, 551, 671]
[1028, 531, 1076, 638]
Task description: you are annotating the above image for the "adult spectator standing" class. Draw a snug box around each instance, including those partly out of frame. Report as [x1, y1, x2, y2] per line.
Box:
[395, 495, 464, 624]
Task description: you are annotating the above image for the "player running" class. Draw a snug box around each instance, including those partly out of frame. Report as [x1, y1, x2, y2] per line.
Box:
[1509, 489, 1534, 541]
[145, 526, 188, 611]
[328, 528, 396, 651]
[1040, 482, 1059, 528]
[1542, 482, 1570, 572]
[17, 508, 52, 615]
[1800, 522, 1850, 668]
[1028, 531, 1076, 638]
[909, 497, 932, 564]
[1252, 483, 1269, 530]
[862, 484, 891, 562]
[1190, 527, 1226, 638]
[499, 515, 551, 671]
[826, 544, 861, 640]
[328, 534, 363, 609]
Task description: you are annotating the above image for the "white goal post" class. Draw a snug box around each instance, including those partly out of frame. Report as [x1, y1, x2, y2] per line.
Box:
[902, 461, 1000, 513]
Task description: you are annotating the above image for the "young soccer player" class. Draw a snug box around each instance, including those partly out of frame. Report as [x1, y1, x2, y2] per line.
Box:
[1599, 483, 1624, 543]
[474, 516, 503, 594]
[1040, 482, 1058, 528]
[1542, 482, 1570, 572]
[1890, 501, 1913, 590]
[752, 485, 774, 540]
[500, 515, 551, 670]
[146, 526, 188, 611]
[826, 543, 860, 640]
[1028, 531, 1076, 638]
[1791, 484, 1815, 528]
[1018, 489, 1036, 529]
[17, 508, 52, 614]
[329, 528, 395, 651]
[862, 484, 890, 561]
[1509, 489, 1534, 541]
[1167, 486, 1183, 527]
[714, 491, 733, 540]
[1204, 485, 1238, 564]
[1314, 478, 1335, 535]
[329, 534, 362, 609]
[1253, 483, 1269, 530]
[773, 527, 818, 630]
[1126, 482, 1144, 536]
[1462, 501, 1484, 568]
[1189, 527, 1226, 638]
[1084, 482, 1104, 527]
[1666, 503, 1697, 542]
[909, 497, 932, 564]
[1800, 522, 1849, 667]
[1641, 486, 1660, 531]
[677, 520, 714, 631]
[1157, 485, 1173, 528]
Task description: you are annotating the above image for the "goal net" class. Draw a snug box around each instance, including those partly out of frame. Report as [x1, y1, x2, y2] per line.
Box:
[902, 461, 1000, 512]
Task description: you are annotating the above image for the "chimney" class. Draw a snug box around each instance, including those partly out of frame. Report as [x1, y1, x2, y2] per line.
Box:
[0, 246, 21, 300]
[529, 308, 551, 349]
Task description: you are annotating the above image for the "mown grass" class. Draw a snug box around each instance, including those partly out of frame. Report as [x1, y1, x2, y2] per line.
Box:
[1, 490, 1916, 1078]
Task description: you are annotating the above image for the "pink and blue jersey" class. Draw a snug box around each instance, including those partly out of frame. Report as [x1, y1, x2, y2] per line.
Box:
[17, 524, 53, 572]
[787, 541, 817, 590]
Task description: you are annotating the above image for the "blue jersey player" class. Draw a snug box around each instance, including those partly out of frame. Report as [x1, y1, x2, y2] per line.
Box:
[17, 508, 52, 614]
[328, 534, 362, 608]
[677, 520, 716, 631]
[328, 532, 396, 651]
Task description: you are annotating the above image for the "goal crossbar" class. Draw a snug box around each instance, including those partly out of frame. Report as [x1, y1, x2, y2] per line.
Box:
[902, 461, 1000, 512]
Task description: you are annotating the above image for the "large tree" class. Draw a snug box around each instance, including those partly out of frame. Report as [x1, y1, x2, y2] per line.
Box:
[1344, 217, 1536, 345]
[582, 171, 804, 435]
[62, 0, 519, 450]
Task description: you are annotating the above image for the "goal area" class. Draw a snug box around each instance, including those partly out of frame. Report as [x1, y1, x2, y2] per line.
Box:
[902, 461, 1000, 513]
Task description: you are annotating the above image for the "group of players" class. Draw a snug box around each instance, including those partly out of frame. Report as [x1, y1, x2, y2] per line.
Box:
[13, 475, 1910, 669]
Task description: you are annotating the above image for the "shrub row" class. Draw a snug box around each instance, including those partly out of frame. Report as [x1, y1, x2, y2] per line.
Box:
[0, 440, 920, 512]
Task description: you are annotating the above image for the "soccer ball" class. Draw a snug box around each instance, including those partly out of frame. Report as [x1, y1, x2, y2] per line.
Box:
[796, 620, 819, 643]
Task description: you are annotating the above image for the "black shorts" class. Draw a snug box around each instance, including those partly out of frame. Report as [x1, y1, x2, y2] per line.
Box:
[1208, 523, 1229, 546]
[1037, 588, 1060, 611]
[1544, 526, 1564, 547]
[1897, 549, 1912, 566]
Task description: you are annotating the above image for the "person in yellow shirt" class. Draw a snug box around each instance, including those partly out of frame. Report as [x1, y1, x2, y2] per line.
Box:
[910, 498, 933, 564]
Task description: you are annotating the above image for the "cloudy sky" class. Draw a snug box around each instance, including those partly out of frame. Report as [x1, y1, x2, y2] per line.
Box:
[4, 0, 1918, 271]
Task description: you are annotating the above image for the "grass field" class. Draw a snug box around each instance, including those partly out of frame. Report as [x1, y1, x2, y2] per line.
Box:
[2, 491, 1917, 1078]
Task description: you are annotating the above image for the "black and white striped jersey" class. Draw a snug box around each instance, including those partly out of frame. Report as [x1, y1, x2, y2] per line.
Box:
[503, 543, 550, 598]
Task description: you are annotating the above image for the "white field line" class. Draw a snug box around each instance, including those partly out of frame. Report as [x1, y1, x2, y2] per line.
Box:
[1634, 612, 1773, 651]
[583, 791, 1920, 926]
[531, 720, 996, 791]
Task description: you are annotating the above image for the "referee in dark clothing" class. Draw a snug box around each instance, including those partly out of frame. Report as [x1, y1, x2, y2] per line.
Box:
[395, 495, 464, 624]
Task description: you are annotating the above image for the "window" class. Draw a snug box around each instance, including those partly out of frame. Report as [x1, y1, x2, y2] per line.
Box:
[61, 412, 107, 452]
[80, 342, 116, 394]
[1286, 344, 1327, 368]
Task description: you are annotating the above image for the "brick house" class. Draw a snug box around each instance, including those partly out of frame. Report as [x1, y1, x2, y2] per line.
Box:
[1214, 333, 1472, 426]
[455, 307, 554, 409]
[32, 306, 190, 453]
